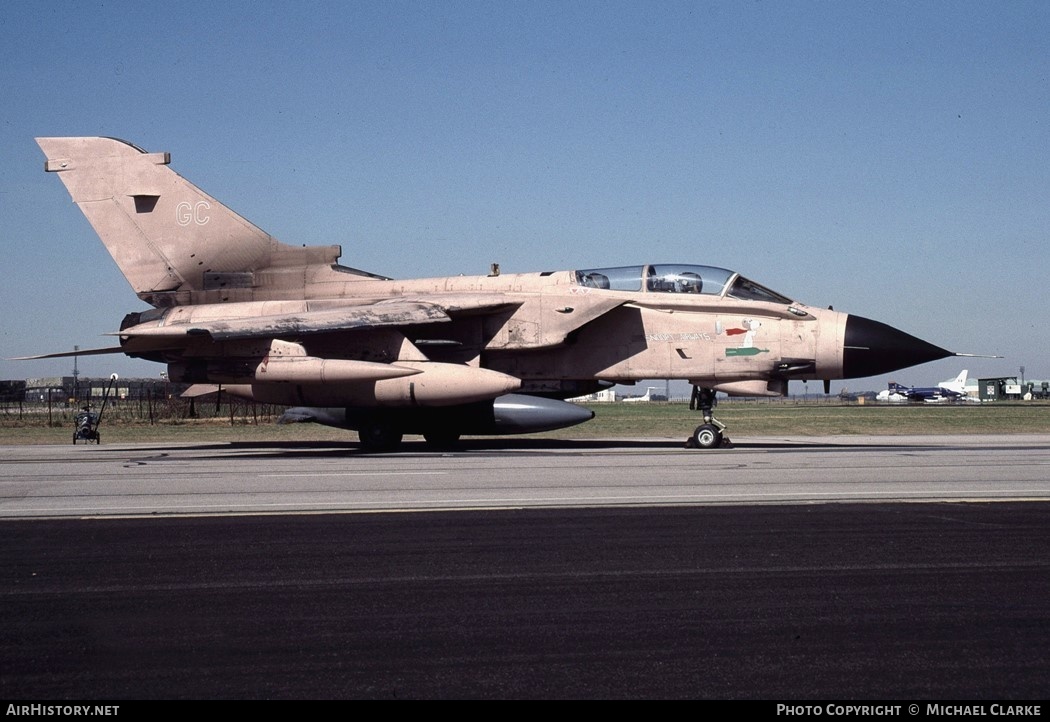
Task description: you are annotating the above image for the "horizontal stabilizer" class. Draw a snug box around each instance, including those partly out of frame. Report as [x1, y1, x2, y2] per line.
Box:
[180, 384, 222, 398]
[10, 345, 127, 360]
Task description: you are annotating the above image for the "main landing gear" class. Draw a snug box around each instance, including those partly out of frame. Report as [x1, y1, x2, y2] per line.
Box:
[686, 386, 732, 449]
[357, 417, 404, 453]
[356, 415, 461, 453]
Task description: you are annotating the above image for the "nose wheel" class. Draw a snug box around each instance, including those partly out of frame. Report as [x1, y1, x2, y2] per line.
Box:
[691, 423, 724, 449]
[686, 386, 732, 449]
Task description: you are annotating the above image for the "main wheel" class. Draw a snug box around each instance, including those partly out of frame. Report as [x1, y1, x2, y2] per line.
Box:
[423, 430, 461, 450]
[692, 423, 723, 449]
[357, 419, 404, 452]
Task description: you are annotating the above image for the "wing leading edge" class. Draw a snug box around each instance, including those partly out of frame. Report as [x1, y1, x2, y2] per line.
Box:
[116, 301, 448, 341]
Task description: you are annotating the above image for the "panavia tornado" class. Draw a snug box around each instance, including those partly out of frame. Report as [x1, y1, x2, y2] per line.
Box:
[28, 136, 967, 449]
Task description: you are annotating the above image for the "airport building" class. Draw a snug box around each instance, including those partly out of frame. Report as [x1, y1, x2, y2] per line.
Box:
[2, 377, 185, 406]
[978, 377, 1050, 401]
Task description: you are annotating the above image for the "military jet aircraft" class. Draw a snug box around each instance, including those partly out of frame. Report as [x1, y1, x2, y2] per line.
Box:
[876, 370, 970, 403]
[27, 136, 968, 449]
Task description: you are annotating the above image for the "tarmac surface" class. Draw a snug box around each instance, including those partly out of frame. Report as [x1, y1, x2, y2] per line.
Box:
[2, 435, 1049, 699]
[2, 434, 1049, 517]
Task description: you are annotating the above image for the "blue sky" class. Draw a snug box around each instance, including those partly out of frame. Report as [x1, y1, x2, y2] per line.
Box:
[1, 1, 1047, 391]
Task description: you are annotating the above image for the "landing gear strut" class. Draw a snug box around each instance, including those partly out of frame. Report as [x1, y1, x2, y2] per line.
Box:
[686, 386, 732, 449]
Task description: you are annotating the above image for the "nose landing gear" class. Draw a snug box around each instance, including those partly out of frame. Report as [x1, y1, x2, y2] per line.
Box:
[686, 386, 732, 449]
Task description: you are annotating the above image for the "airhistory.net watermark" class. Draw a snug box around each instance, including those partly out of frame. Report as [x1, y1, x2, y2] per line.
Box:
[6, 706, 118, 717]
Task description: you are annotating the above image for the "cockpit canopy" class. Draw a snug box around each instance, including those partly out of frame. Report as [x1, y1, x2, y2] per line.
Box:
[574, 264, 793, 304]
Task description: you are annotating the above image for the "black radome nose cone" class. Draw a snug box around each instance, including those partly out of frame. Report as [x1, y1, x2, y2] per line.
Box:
[843, 315, 952, 379]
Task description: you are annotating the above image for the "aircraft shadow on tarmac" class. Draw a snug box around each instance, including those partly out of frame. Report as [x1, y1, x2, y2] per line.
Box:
[110, 436, 938, 461]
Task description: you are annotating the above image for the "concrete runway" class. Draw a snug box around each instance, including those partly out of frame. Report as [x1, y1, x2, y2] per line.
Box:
[2, 435, 1049, 699]
[2, 434, 1050, 517]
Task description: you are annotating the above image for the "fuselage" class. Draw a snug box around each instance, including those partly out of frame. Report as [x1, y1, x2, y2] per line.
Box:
[119, 262, 943, 402]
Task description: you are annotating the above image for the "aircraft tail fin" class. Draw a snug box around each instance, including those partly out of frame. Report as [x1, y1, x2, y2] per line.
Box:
[36, 137, 357, 307]
[939, 369, 968, 394]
